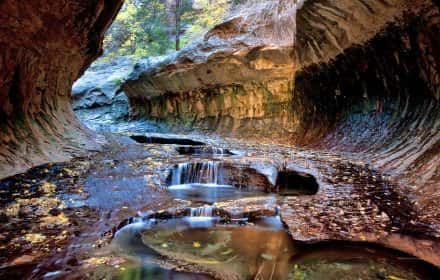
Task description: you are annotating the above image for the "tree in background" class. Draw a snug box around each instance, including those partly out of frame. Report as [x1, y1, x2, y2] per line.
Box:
[103, 0, 229, 59]
[182, 0, 229, 45]
[169, 0, 194, 51]
[104, 0, 172, 59]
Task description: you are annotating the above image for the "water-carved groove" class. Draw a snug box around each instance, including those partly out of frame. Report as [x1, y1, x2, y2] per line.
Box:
[276, 169, 320, 196]
[130, 135, 206, 146]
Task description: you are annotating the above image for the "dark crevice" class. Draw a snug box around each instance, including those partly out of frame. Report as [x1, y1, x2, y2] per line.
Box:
[276, 170, 320, 196]
[8, 66, 23, 116]
[130, 135, 206, 146]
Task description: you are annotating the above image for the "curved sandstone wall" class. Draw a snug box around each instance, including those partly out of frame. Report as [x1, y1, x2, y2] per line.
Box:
[122, 0, 439, 209]
[123, 0, 438, 139]
[293, 0, 439, 217]
[0, 0, 123, 179]
[123, 0, 301, 136]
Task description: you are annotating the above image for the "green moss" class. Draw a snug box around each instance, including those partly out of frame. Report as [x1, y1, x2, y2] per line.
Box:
[113, 77, 124, 87]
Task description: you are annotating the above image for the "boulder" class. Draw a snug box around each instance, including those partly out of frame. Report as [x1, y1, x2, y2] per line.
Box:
[72, 56, 134, 110]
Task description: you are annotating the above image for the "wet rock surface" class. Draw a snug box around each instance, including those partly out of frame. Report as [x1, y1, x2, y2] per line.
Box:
[0, 122, 439, 278]
[117, 1, 440, 234]
[0, 0, 438, 279]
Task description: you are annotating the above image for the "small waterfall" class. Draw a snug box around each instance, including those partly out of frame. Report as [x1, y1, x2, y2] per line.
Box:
[184, 206, 217, 227]
[171, 162, 224, 185]
[189, 206, 214, 217]
[213, 147, 227, 155]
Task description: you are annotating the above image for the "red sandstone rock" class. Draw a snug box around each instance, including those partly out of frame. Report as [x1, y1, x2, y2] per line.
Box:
[0, 0, 123, 179]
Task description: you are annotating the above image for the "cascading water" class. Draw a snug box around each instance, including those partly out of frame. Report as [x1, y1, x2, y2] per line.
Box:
[189, 206, 214, 217]
[170, 161, 225, 185]
[167, 161, 265, 203]
[183, 206, 218, 226]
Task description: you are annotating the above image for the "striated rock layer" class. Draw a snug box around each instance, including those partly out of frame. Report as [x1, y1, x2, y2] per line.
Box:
[123, 0, 438, 139]
[123, 0, 440, 246]
[123, 0, 302, 136]
[0, 0, 123, 178]
[292, 0, 440, 225]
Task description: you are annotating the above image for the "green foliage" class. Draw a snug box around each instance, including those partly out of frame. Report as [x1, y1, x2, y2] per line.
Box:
[104, 0, 172, 59]
[103, 0, 229, 59]
[290, 264, 308, 280]
[181, 0, 228, 45]
[112, 77, 123, 87]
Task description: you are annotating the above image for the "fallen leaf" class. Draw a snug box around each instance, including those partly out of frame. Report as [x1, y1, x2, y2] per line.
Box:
[10, 255, 37, 266]
[220, 248, 234, 255]
[39, 182, 56, 194]
[388, 276, 406, 280]
[25, 233, 46, 243]
[261, 253, 273, 260]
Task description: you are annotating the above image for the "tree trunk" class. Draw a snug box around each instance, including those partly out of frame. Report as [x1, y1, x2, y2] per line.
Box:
[175, 0, 181, 50]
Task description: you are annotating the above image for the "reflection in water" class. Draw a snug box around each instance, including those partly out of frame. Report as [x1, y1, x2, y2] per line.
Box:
[115, 265, 210, 280]
[168, 183, 264, 203]
[289, 243, 439, 280]
[112, 217, 438, 280]
[111, 222, 212, 280]
[141, 218, 292, 279]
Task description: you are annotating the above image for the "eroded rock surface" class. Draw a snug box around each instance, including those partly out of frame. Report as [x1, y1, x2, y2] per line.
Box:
[0, 0, 124, 179]
[72, 56, 134, 110]
[0, 0, 439, 278]
[121, 0, 440, 231]
[123, 0, 301, 135]
[292, 0, 440, 226]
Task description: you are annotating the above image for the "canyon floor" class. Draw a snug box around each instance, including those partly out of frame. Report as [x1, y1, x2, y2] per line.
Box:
[0, 108, 438, 280]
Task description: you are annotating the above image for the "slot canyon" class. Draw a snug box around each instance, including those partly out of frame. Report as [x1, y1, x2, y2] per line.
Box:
[0, 0, 439, 279]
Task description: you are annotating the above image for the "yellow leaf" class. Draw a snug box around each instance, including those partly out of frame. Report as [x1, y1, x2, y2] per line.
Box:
[39, 182, 56, 194]
[25, 233, 46, 243]
[186, 257, 221, 265]
[40, 213, 69, 226]
[193, 241, 201, 248]
[388, 276, 406, 280]
[220, 248, 234, 255]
